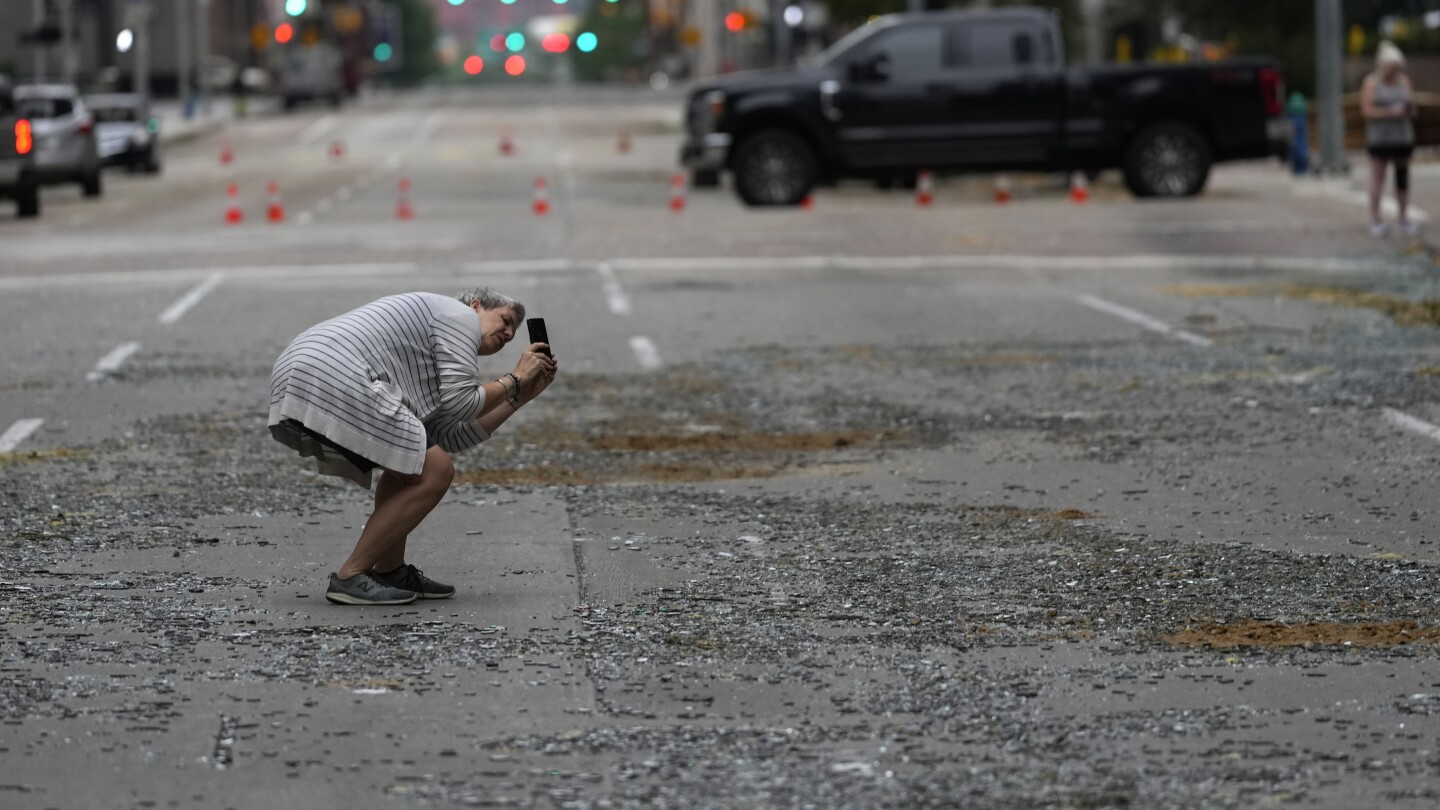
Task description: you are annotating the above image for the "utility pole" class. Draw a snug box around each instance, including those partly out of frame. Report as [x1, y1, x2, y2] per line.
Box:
[1079, 0, 1105, 64]
[1315, 0, 1348, 174]
[696, 0, 719, 78]
[127, 0, 153, 99]
[58, 0, 75, 83]
[196, 0, 211, 114]
[32, 0, 46, 80]
[176, 0, 192, 114]
[772, 0, 790, 67]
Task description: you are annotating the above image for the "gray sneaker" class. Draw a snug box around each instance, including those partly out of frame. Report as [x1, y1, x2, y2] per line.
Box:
[372, 564, 456, 600]
[325, 572, 418, 606]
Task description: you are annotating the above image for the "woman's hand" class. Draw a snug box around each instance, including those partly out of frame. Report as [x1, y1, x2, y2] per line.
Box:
[512, 342, 557, 397]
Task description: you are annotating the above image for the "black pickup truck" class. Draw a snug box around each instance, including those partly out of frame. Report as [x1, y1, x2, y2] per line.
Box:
[0, 78, 40, 218]
[681, 8, 1290, 206]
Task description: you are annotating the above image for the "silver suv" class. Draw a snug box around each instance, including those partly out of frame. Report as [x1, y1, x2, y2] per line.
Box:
[14, 83, 101, 197]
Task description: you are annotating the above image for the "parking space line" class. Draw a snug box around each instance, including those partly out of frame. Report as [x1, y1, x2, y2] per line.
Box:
[0, 418, 44, 452]
[1075, 294, 1213, 347]
[1383, 407, 1440, 443]
[86, 341, 141, 383]
[596, 262, 631, 316]
[629, 336, 662, 370]
[158, 272, 224, 325]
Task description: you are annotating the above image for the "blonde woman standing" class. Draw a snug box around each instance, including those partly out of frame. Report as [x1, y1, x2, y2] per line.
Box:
[1361, 40, 1418, 237]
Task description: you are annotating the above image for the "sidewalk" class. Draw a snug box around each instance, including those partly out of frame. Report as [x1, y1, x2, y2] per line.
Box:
[151, 94, 280, 146]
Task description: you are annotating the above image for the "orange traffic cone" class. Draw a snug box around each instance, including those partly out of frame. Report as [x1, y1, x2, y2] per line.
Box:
[1069, 171, 1090, 204]
[395, 178, 415, 220]
[329, 140, 346, 161]
[915, 170, 934, 207]
[532, 176, 550, 216]
[617, 128, 632, 154]
[499, 126, 515, 156]
[223, 183, 243, 224]
[266, 181, 285, 223]
[219, 139, 234, 167]
[993, 174, 1012, 204]
[668, 172, 686, 212]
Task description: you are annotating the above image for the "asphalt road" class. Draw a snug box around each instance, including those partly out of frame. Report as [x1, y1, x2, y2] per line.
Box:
[4, 85, 1440, 808]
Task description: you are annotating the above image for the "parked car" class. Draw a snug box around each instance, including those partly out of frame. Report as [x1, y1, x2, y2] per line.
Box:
[14, 83, 101, 197]
[86, 93, 161, 173]
[0, 77, 41, 217]
[681, 8, 1291, 205]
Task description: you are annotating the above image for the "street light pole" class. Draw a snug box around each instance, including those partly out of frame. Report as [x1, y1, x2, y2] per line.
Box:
[176, 0, 192, 114]
[196, 0, 211, 114]
[1315, 0, 1348, 175]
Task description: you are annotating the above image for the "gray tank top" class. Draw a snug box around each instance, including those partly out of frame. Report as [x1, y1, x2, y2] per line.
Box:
[1367, 76, 1415, 148]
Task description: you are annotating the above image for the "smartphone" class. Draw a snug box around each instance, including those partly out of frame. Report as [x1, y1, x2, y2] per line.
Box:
[527, 318, 552, 357]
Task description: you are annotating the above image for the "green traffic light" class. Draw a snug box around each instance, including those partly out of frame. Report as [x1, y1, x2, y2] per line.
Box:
[374, 42, 393, 62]
[506, 32, 525, 51]
[576, 32, 598, 52]
[285, 0, 306, 16]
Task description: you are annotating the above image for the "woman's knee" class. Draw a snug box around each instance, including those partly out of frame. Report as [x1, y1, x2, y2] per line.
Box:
[421, 447, 455, 494]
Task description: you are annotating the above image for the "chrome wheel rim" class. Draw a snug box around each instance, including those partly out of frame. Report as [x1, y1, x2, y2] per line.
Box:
[741, 139, 806, 203]
[1139, 132, 1202, 196]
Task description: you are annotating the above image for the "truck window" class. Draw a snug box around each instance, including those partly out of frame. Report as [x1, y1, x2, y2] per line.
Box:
[956, 22, 1043, 69]
[856, 27, 946, 79]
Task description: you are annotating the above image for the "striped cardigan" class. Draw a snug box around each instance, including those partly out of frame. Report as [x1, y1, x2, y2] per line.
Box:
[268, 292, 492, 488]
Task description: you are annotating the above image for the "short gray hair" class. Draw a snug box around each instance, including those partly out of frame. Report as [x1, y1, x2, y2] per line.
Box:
[456, 287, 526, 322]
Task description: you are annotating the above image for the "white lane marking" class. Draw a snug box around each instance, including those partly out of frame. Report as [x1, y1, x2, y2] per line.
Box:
[296, 114, 338, 145]
[629, 336, 662, 370]
[87, 341, 141, 382]
[1383, 407, 1440, 442]
[296, 211, 314, 225]
[1075, 294, 1213, 347]
[0, 252, 1397, 293]
[0, 263, 420, 290]
[316, 198, 333, 213]
[0, 418, 44, 452]
[596, 262, 631, 316]
[157, 272, 224, 325]
[336, 186, 353, 201]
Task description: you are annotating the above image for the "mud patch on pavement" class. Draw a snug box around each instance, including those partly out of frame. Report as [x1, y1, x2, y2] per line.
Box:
[0, 447, 88, 466]
[1164, 620, 1440, 649]
[1164, 282, 1440, 327]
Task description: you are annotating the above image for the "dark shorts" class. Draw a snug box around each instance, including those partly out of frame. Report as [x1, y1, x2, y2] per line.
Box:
[280, 418, 435, 475]
[1368, 145, 1414, 160]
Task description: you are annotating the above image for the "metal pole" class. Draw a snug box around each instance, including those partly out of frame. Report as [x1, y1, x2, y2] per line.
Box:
[59, 0, 75, 83]
[135, 2, 151, 100]
[1315, 0, 1347, 174]
[176, 0, 192, 111]
[33, 0, 46, 80]
[196, 0, 210, 114]
[772, 0, 789, 67]
[696, 0, 719, 78]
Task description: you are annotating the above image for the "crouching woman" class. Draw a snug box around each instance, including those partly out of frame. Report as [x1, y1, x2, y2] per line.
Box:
[267, 287, 557, 605]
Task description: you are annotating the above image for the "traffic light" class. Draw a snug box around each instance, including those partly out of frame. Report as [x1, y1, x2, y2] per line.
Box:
[285, 0, 306, 16]
[724, 12, 745, 33]
[275, 23, 294, 44]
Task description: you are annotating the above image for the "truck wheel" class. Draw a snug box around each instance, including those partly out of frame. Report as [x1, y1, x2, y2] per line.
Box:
[691, 169, 720, 189]
[16, 177, 40, 218]
[1124, 122, 1211, 198]
[732, 129, 817, 207]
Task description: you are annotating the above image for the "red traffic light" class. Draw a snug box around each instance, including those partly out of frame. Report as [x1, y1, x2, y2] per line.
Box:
[464, 55, 484, 75]
[541, 33, 571, 53]
[275, 23, 294, 44]
[505, 54, 526, 75]
[725, 11, 745, 32]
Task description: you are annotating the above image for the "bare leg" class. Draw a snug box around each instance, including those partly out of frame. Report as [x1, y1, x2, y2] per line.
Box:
[337, 445, 455, 579]
[370, 470, 410, 573]
[1396, 158, 1411, 225]
[1369, 157, 1387, 225]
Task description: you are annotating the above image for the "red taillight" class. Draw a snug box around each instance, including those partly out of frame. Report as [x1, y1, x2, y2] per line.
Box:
[1258, 67, 1284, 117]
[14, 119, 31, 154]
[76, 115, 93, 135]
